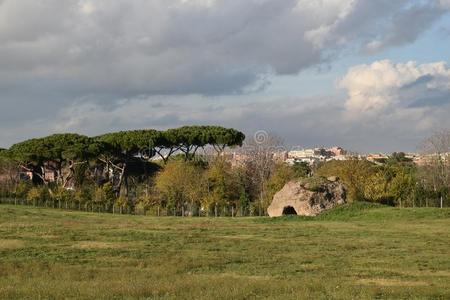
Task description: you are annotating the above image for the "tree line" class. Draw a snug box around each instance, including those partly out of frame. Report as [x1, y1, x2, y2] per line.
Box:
[0, 126, 251, 214]
[315, 131, 450, 209]
[0, 128, 449, 216]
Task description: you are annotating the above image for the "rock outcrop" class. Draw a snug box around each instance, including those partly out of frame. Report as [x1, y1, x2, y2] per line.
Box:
[267, 177, 346, 217]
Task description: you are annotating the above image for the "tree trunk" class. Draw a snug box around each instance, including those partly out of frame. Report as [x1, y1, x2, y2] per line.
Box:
[115, 163, 127, 196]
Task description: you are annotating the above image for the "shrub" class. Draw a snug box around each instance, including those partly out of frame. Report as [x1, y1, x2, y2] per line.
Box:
[26, 186, 49, 206]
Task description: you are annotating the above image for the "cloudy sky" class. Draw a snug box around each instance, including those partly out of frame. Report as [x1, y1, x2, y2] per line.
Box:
[1, 0, 450, 152]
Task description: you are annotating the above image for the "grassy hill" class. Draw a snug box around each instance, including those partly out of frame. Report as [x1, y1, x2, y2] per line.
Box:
[0, 204, 449, 299]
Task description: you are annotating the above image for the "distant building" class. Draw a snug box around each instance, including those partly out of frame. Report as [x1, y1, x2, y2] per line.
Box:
[285, 146, 350, 165]
[366, 153, 388, 163]
[288, 149, 315, 159]
[43, 161, 59, 182]
[287, 148, 323, 166]
[17, 161, 60, 183]
[285, 157, 320, 166]
[227, 146, 349, 167]
[413, 153, 450, 166]
[327, 147, 346, 156]
[405, 153, 419, 160]
[327, 155, 349, 161]
[272, 151, 288, 162]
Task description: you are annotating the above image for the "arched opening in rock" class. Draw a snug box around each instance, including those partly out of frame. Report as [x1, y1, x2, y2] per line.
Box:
[282, 206, 297, 215]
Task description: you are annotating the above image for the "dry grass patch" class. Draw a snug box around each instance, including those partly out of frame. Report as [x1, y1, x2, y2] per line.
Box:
[0, 239, 26, 249]
[72, 241, 120, 249]
[39, 234, 60, 240]
[219, 234, 256, 240]
[202, 272, 274, 280]
[368, 267, 450, 278]
[358, 278, 428, 287]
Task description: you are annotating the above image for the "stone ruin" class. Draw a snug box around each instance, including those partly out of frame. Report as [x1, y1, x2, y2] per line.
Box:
[267, 176, 346, 217]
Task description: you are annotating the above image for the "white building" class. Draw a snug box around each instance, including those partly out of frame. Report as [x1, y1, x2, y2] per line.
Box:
[288, 149, 315, 159]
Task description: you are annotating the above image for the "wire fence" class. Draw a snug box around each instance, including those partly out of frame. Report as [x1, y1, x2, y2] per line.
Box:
[0, 197, 263, 217]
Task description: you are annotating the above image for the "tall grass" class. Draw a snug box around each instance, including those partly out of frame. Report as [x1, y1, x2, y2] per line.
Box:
[0, 204, 449, 299]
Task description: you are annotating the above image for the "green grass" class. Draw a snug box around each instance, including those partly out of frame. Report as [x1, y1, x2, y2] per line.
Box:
[298, 176, 329, 192]
[0, 204, 449, 299]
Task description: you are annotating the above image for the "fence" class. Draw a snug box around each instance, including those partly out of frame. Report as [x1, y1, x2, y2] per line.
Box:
[0, 197, 260, 217]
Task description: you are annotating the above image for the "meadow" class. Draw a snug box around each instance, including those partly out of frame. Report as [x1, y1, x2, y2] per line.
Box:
[0, 203, 449, 299]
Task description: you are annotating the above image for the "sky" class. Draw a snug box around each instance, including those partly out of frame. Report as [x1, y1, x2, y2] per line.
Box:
[1, 0, 450, 153]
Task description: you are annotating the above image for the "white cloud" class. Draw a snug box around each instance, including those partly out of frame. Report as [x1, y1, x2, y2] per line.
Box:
[0, 1, 449, 152]
[0, 92, 442, 153]
[3, 88, 450, 152]
[79, 1, 96, 15]
[340, 60, 450, 116]
[440, 0, 450, 9]
[0, 0, 447, 96]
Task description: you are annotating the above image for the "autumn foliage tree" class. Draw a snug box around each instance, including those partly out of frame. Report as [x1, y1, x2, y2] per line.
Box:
[155, 160, 205, 216]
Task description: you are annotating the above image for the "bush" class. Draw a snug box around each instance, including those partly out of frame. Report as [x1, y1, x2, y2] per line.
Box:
[14, 181, 32, 199]
[74, 185, 94, 206]
[26, 186, 49, 206]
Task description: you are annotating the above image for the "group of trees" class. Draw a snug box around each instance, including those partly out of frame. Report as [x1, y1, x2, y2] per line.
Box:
[0, 127, 449, 216]
[316, 151, 450, 208]
[316, 157, 418, 207]
[0, 126, 252, 214]
[0, 125, 315, 216]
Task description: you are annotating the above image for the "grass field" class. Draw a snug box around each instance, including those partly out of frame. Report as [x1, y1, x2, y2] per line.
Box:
[0, 203, 449, 299]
